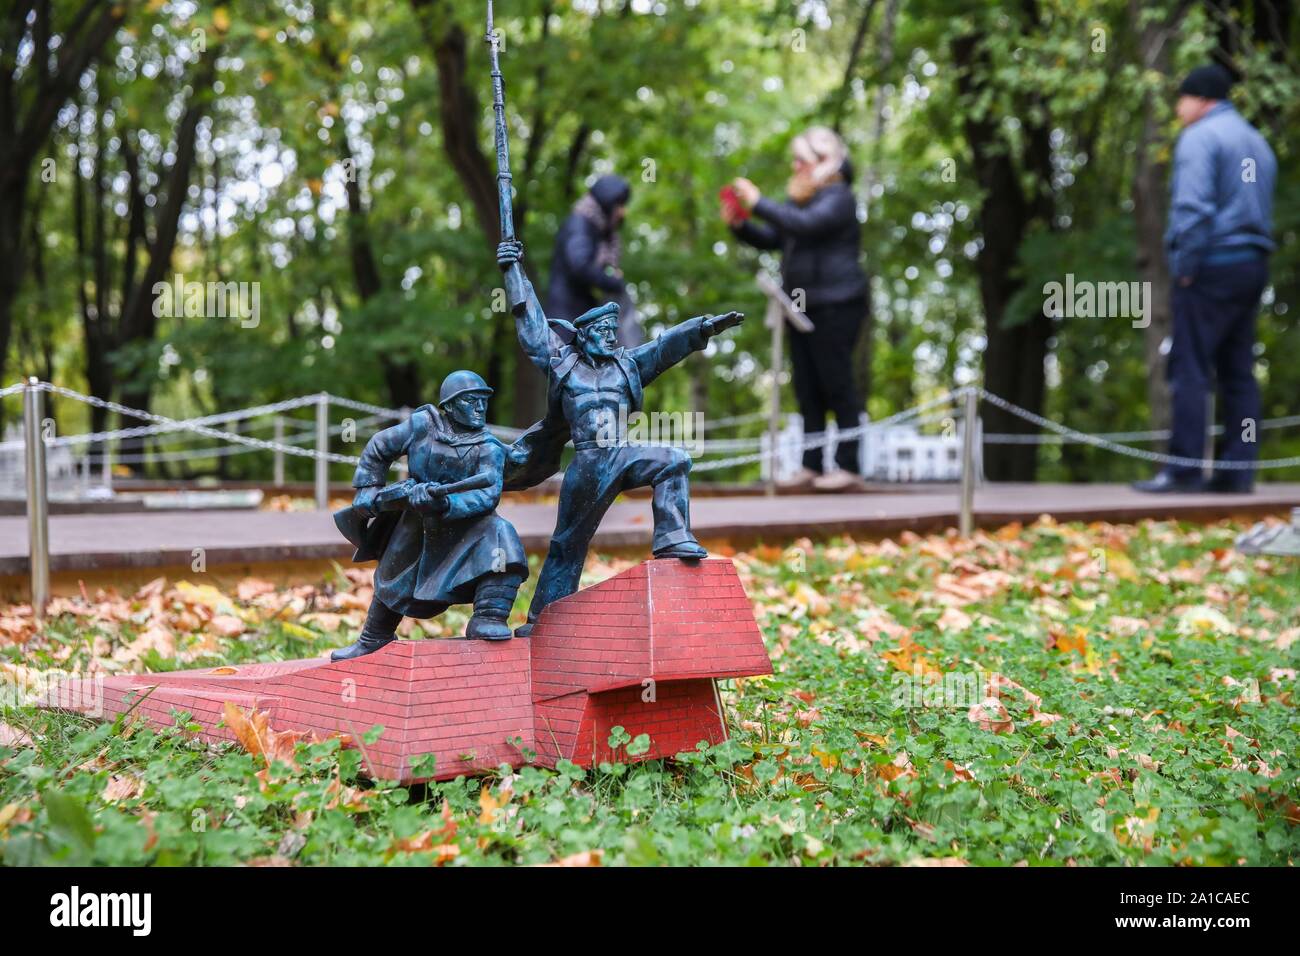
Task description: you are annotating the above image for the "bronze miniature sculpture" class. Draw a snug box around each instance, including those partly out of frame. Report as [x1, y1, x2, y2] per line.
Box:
[47, 2, 776, 787]
[330, 370, 527, 659]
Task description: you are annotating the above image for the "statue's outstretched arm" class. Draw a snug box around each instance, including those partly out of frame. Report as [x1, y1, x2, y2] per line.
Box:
[631, 311, 745, 388]
[497, 240, 555, 372]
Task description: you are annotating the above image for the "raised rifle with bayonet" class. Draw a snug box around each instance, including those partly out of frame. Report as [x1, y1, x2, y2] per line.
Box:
[334, 472, 495, 561]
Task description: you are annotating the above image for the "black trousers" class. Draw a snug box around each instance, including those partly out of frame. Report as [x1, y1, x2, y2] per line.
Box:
[790, 297, 867, 473]
[1167, 258, 1268, 483]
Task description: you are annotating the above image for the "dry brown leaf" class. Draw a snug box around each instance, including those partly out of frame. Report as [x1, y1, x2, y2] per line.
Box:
[209, 614, 246, 637]
[945, 759, 976, 782]
[876, 750, 916, 782]
[1107, 616, 1149, 638]
[881, 635, 939, 675]
[968, 697, 1015, 734]
[133, 577, 167, 600]
[936, 606, 974, 633]
[986, 672, 1043, 708]
[222, 701, 304, 774]
[907, 857, 970, 866]
[236, 578, 277, 602]
[113, 625, 176, 664]
[794, 708, 820, 727]
[0, 722, 34, 748]
[102, 774, 143, 802]
[389, 830, 460, 864]
[478, 786, 505, 826]
[1051, 626, 1089, 654]
[0, 803, 34, 832]
[540, 850, 604, 867]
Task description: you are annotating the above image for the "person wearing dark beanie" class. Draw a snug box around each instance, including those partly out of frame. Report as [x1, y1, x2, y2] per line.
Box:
[1176, 63, 1233, 100]
[547, 174, 639, 344]
[1134, 65, 1277, 495]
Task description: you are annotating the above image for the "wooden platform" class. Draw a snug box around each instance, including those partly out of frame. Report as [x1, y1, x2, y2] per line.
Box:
[0, 482, 1296, 581]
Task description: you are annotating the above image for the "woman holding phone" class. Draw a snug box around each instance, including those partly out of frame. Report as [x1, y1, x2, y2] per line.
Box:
[722, 126, 869, 492]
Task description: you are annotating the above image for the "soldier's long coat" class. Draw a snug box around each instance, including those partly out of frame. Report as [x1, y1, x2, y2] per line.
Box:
[353, 406, 526, 618]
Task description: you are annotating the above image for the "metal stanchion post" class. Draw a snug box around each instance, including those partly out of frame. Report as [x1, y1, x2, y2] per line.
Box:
[102, 428, 113, 493]
[959, 388, 978, 537]
[766, 299, 783, 497]
[315, 394, 329, 510]
[756, 272, 812, 495]
[1204, 393, 1216, 481]
[23, 378, 50, 617]
[273, 416, 285, 487]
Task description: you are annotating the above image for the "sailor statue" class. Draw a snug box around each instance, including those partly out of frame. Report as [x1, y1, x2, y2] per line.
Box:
[497, 240, 744, 634]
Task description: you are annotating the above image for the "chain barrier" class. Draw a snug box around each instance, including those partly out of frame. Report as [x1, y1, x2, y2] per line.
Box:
[7, 380, 1299, 476]
[320, 394, 407, 419]
[699, 410, 769, 431]
[43, 393, 322, 448]
[690, 388, 974, 472]
[984, 427, 1174, 444]
[984, 411, 1300, 445]
[77, 414, 392, 465]
[34, 384, 363, 465]
[2, 382, 791, 457]
[977, 388, 1300, 471]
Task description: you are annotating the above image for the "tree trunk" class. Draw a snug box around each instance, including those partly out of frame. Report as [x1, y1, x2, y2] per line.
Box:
[952, 27, 1056, 482]
[339, 130, 423, 409]
[830, 0, 880, 132]
[117, 52, 216, 418]
[851, 0, 898, 415]
[416, 0, 547, 427]
[1130, 0, 1184, 440]
[313, 11, 426, 412]
[0, 0, 122, 409]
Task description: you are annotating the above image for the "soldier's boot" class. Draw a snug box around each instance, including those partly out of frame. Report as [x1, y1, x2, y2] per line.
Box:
[465, 573, 523, 641]
[331, 600, 402, 661]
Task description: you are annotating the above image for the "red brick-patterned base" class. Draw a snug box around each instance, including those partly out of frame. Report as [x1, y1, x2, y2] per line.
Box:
[54, 558, 771, 782]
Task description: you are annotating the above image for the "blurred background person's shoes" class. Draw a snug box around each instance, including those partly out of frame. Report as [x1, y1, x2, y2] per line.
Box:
[1206, 472, 1255, 494]
[1132, 471, 1207, 494]
[812, 470, 868, 493]
[776, 467, 819, 492]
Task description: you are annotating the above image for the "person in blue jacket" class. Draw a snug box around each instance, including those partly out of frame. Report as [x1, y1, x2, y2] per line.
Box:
[1135, 64, 1277, 494]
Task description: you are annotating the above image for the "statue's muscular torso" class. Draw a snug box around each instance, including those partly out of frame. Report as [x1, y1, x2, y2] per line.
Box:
[561, 358, 630, 446]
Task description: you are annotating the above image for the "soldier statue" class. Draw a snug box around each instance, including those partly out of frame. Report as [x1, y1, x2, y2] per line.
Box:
[330, 370, 528, 660]
[496, 239, 744, 635]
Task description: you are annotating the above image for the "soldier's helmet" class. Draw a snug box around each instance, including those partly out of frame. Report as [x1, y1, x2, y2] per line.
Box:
[438, 369, 494, 406]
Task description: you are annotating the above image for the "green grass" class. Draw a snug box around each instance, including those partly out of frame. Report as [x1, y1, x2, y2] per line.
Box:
[1, 518, 1297, 866]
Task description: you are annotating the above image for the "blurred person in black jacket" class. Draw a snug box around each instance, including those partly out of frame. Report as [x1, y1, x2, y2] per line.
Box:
[547, 174, 641, 345]
[724, 127, 869, 492]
